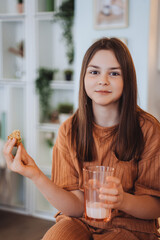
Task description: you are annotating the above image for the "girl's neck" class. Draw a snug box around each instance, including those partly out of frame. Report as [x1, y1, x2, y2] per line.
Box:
[92, 103, 120, 128]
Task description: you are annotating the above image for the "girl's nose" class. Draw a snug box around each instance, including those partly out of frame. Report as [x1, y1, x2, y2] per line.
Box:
[98, 74, 110, 86]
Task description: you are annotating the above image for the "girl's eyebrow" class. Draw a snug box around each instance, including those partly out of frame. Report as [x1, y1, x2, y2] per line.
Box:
[87, 64, 121, 70]
[87, 65, 100, 69]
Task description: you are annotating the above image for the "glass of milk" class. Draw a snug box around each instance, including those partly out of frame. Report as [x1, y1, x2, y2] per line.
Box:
[83, 166, 114, 222]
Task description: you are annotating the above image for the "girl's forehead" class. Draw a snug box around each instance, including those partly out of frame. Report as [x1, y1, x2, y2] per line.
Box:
[88, 50, 120, 67]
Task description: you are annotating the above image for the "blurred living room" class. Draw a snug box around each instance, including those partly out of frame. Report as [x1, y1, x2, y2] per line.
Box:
[0, 0, 160, 239]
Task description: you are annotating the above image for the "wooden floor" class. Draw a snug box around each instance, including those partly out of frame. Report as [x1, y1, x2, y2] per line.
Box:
[0, 210, 54, 240]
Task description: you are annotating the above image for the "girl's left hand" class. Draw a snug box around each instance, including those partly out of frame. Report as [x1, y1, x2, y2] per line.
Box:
[99, 176, 125, 210]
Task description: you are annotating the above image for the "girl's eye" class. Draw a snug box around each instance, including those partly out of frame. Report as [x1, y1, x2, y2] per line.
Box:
[110, 72, 120, 76]
[90, 70, 99, 75]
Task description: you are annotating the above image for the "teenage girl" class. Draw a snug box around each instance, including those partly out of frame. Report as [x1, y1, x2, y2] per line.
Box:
[3, 38, 160, 240]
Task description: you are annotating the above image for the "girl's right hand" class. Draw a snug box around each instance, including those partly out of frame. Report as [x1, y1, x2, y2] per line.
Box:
[3, 138, 40, 181]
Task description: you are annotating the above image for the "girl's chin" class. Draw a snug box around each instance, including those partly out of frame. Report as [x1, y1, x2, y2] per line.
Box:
[92, 100, 120, 107]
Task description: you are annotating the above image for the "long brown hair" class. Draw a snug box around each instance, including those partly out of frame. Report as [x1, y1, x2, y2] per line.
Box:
[72, 37, 144, 165]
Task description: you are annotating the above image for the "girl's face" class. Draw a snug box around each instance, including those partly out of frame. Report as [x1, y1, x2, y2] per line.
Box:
[84, 49, 123, 110]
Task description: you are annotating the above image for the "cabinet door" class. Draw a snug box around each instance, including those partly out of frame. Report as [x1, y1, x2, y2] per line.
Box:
[0, 0, 21, 14]
[36, 130, 57, 168]
[36, 0, 55, 13]
[0, 171, 26, 208]
[0, 85, 26, 209]
[2, 21, 25, 80]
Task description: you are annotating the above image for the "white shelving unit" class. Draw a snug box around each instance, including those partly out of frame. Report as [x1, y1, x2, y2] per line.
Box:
[0, 0, 75, 220]
[0, 0, 27, 215]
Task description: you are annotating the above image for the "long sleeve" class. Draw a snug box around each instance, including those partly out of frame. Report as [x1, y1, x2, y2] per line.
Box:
[135, 116, 160, 197]
[51, 117, 81, 191]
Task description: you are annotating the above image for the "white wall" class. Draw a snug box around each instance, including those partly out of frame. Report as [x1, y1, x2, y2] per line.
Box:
[74, 0, 151, 111]
[148, 0, 160, 120]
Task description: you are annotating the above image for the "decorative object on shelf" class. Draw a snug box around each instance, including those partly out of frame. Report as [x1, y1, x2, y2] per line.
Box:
[57, 103, 73, 123]
[46, 0, 54, 12]
[94, 0, 128, 29]
[64, 69, 73, 81]
[17, 0, 24, 14]
[50, 110, 59, 123]
[8, 41, 24, 58]
[44, 132, 55, 148]
[14, 61, 24, 79]
[35, 67, 55, 122]
[8, 41, 25, 79]
[54, 0, 74, 64]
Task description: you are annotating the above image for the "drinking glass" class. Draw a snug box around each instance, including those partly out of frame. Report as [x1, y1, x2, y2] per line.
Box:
[83, 166, 114, 222]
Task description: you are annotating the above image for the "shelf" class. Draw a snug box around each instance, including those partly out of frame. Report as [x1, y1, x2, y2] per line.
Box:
[51, 80, 74, 90]
[0, 13, 25, 22]
[0, 0, 75, 220]
[35, 12, 54, 21]
[1, 21, 25, 79]
[35, 11, 66, 21]
[37, 123, 60, 131]
[0, 79, 26, 86]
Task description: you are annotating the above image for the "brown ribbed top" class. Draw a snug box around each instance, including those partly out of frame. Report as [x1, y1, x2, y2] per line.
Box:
[51, 114, 160, 234]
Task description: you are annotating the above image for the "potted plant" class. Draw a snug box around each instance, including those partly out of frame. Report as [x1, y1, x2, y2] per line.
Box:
[64, 69, 73, 81]
[57, 103, 73, 123]
[44, 132, 55, 148]
[46, 0, 54, 12]
[44, 131, 55, 160]
[54, 0, 74, 64]
[17, 0, 24, 14]
[35, 67, 58, 122]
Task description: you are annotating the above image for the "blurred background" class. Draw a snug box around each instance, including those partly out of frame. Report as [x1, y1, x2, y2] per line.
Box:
[0, 0, 159, 223]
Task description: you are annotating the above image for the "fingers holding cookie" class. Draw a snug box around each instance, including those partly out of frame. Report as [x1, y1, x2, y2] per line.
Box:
[8, 129, 22, 146]
[3, 130, 22, 170]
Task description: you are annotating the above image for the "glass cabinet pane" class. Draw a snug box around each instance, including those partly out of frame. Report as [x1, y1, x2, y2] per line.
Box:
[0, 171, 26, 209]
[38, 89, 74, 124]
[0, 86, 7, 141]
[2, 21, 25, 80]
[0, 0, 24, 14]
[36, 20, 68, 75]
[7, 87, 26, 144]
[36, 0, 55, 13]
[36, 130, 57, 168]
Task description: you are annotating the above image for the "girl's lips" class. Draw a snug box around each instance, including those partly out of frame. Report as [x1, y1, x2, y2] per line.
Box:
[95, 90, 112, 93]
